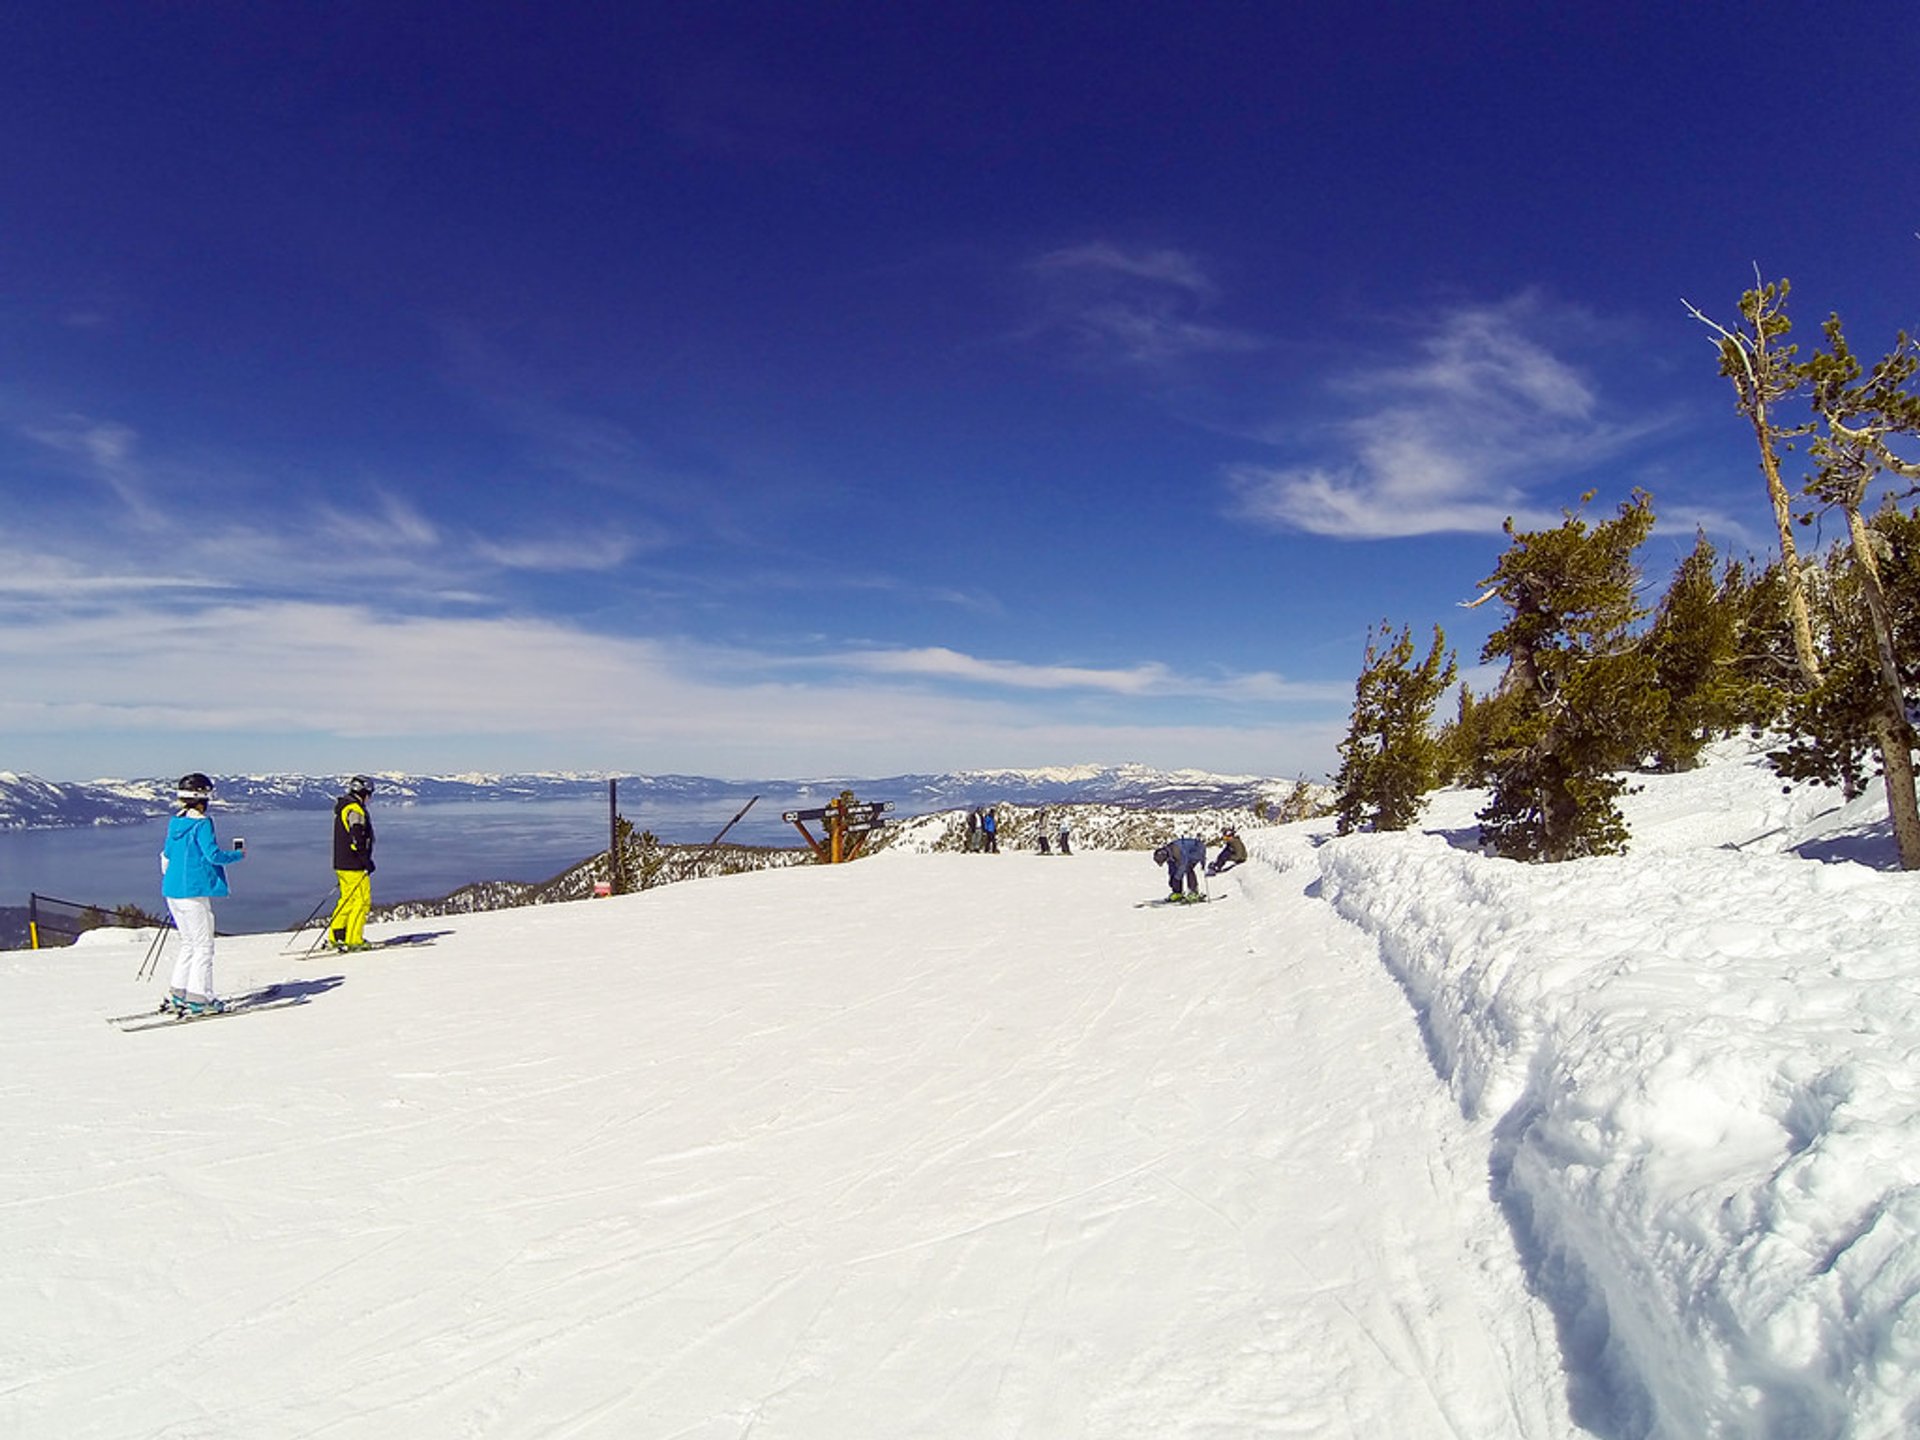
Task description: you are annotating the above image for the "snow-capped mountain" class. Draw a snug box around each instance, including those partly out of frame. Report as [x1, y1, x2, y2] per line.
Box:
[0, 766, 1321, 831]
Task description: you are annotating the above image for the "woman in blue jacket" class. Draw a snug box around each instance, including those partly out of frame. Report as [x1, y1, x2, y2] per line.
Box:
[159, 772, 245, 1014]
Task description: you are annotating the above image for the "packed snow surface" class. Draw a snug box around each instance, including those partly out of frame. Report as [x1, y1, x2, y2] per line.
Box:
[3, 743, 1915, 1438]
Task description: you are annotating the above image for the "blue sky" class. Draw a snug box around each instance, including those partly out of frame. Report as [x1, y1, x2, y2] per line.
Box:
[3, 2, 1915, 782]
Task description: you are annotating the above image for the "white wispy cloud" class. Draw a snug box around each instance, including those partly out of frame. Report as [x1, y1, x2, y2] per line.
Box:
[1036, 243, 1220, 299]
[0, 593, 1342, 778]
[823, 645, 1345, 703]
[314, 491, 442, 551]
[1229, 294, 1668, 539]
[0, 548, 218, 597]
[1025, 242, 1265, 367]
[473, 531, 650, 572]
[21, 415, 163, 525]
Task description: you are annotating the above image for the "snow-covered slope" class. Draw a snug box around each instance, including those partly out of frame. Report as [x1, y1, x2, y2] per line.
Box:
[1298, 751, 1919, 1439]
[2, 743, 1914, 1438]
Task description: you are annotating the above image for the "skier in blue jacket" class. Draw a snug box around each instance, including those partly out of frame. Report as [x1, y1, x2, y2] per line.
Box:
[158, 772, 246, 1014]
[1152, 837, 1206, 901]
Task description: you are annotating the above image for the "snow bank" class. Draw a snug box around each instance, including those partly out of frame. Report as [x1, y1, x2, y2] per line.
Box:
[1305, 770, 1920, 1440]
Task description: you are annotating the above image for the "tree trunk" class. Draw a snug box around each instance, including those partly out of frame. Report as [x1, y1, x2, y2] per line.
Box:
[1845, 505, 1920, 869]
[1750, 409, 1823, 685]
[1869, 715, 1920, 870]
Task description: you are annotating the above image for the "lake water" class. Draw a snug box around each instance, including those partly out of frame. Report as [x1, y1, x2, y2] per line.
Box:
[1, 796, 812, 935]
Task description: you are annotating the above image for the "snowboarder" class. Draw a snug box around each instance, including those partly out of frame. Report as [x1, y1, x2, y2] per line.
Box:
[1207, 827, 1248, 875]
[329, 776, 377, 951]
[1153, 837, 1206, 900]
[158, 772, 246, 1014]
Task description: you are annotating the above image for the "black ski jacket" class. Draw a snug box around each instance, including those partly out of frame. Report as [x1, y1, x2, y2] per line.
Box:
[333, 796, 376, 872]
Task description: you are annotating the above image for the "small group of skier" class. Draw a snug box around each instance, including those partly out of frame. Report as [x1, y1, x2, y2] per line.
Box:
[964, 807, 1000, 853]
[1151, 827, 1246, 902]
[962, 806, 1075, 856]
[156, 771, 378, 1013]
[1034, 809, 1073, 856]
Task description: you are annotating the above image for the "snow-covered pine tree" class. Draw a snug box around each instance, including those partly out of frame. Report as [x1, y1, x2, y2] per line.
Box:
[1334, 623, 1457, 834]
[1475, 492, 1666, 862]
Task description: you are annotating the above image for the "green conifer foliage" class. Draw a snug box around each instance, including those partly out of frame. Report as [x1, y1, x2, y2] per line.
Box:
[1334, 623, 1458, 834]
[1435, 684, 1523, 788]
[1771, 501, 1920, 807]
[1719, 560, 1799, 729]
[1686, 277, 1823, 684]
[635, 828, 667, 890]
[608, 814, 635, 894]
[1798, 317, 1920, 868]
[1644, 533, 1743, 771]
[1476, 493, 1666, 862]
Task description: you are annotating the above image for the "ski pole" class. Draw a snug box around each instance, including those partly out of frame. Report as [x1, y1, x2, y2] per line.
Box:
[137, 920, 173, 982]
[286, 890, 334, 936]
[287, 892, 340, 958]
[278, 891, 338, 958]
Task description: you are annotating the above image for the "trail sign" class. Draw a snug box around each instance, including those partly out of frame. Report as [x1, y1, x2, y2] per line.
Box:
[785, 796, 893, 863]
[783, 802, 892, 824]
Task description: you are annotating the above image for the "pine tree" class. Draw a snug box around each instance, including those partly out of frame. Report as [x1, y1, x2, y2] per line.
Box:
[1799, 316, 1920, 868]
[1434, 683, 1521, 788]
[1720, 558, 1799, 730]
[1475, 492, 1666, 862]
[608, 814, 635, 894]
[634, 828, 667, 890]
[1771, 500, 1920, 822]
[1685, 277, 1823, 685]
[1643, 533, 1743, 771]
[1333, 623, 1458, 834]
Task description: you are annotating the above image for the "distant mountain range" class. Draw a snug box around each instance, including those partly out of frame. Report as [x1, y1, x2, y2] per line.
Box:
[0, 766, 1319, 831]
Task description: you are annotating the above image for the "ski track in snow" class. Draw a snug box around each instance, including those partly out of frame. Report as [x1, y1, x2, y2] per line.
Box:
[3, 848, 1579, 1438]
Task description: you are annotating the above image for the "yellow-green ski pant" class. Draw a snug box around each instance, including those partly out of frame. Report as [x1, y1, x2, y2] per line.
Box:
[331, 870, 371, 946]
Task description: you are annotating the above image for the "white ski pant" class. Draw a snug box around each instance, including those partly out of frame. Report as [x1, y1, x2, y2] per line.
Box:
[166, 896, 217, 1000]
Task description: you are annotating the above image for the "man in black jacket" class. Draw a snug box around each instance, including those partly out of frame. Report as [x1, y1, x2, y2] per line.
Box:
[328, 776, 377, 951]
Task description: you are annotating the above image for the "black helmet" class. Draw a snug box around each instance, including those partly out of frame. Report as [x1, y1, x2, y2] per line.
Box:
[1151, 843, 1171, 865]
[346, 775, 374, 799]
[176, 772, 213, 803]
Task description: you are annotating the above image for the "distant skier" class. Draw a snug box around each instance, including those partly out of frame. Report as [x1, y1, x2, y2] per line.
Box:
[1057, 819, 1073, 856]
[965, 808, 981, 853]
[158, 772, 246, 1014]
[329, 776, 377, 952]
[1207, 827, 1247, 875]
[1152, 837, 1206, 901]
[1036, 809, 1052, 855]
[982, 808, 999, 853]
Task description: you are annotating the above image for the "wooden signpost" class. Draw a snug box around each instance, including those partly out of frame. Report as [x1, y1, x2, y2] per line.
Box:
[783, 794, 893, 863]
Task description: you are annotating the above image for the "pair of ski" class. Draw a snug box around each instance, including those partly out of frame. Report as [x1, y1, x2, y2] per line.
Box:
[284, 932, 440, 960]
[1135, 893, 1220, 908]
[107, 984, 308, 1033]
